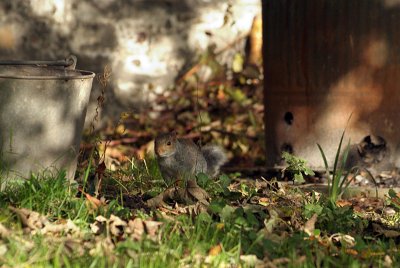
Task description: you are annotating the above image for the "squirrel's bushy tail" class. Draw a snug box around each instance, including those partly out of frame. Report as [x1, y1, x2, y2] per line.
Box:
[201, 145, 227, 177]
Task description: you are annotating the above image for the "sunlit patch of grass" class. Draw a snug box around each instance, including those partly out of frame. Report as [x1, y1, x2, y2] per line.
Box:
[379, 212, 400, 228]
[1, 168, 400, 267]
[0, 171, 90, 221]
[98, 156, 165, 200]
[0, 171, 130, 226]
[119, 156, 164, 195]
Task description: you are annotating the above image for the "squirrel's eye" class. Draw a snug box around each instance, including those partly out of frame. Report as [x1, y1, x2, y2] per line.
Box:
[167, 141, 172, 146]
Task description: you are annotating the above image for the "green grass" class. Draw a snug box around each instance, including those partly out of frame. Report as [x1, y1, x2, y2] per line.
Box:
[317, 129, 377, 206]
[0, 163, 399, 267]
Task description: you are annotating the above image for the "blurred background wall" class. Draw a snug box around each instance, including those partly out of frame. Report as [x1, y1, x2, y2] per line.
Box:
[0, 0, 261, 126]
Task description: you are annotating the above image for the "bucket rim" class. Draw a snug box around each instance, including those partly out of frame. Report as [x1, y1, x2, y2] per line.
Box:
[0, 69, 95, 80]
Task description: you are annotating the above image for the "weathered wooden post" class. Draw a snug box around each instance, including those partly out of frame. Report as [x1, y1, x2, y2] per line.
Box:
[263, 0, 400, 171]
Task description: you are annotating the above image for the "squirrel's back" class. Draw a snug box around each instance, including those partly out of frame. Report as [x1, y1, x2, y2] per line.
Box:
[201, 145, 227, 177]
[176, 138, 208, 174]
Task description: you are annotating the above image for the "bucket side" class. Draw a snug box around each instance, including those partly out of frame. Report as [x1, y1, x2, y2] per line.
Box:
[0, 77, 93, 182]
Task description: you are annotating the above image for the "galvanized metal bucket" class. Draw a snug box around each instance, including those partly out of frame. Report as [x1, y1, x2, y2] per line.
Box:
[0, 55, 94, 182]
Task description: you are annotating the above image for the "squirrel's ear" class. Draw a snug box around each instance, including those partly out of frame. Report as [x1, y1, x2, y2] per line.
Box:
[170, 131, 177, 139]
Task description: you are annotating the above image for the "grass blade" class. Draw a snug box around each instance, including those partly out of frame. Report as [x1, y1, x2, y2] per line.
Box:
[317, 144, 329, 171]
[339, 166, 359, 190]
[332, 131, 345, 181]
[330, 131, 347, 202]
[339, 166, 360, 198]
[317, 143, 331, 196]
[361, 167, 379, 198]
[340, 167, 378, 198]
[340, 140, 351, 171]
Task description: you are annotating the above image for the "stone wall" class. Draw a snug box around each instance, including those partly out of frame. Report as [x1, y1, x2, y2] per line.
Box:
[0, 0, 260, 125]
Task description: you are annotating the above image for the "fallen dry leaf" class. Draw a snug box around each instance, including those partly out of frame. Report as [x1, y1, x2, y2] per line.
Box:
[63, 238, 85, 257]
[271, 257, 290, 266]
[109, 215, 127, 237]
[345, 248, 358, 256]
[384, 255, 393, 267]
[95, 215, 108, 222]
[0, 221, 34, 251]
[9, 208, 80, 236]
[174, 202, 208, 216]
[90, 215, 162, 242]
[330, 233, 356, 247]
[372, 223, 400, 238]
[0, 222, 11, 238]
[302, 213, 318, 236]
[9, 207, 49, 231]
[143, 220, 163, 237]
[78, 186, 107, 210]
[40, 219, 80, 235]
[127, 218, 145, 240]
[89, 236, 116, 257]
[208, 244, 222, 256]
[0, 244, 7, 257]
[91, 215, 108, 235]
[239, 255, 262, 266]
[85, 193, 106, 210]
[336, 199, 352, 208]
[146, 180, 210, 207]
[258, 197, 270, 206]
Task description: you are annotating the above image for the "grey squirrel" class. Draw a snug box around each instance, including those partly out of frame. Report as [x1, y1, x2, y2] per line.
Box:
[154, 132, 227, 185]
